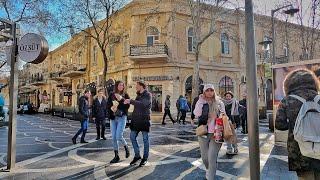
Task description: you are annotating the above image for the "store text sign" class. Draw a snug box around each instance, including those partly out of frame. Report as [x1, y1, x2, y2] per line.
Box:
[18, 33, 49, 64]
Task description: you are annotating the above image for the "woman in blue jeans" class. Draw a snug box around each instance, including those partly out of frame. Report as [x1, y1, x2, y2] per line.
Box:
[107, 81, 130, 163]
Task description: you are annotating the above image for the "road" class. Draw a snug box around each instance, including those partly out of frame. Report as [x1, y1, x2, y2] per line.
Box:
[0, 114, 298, 179]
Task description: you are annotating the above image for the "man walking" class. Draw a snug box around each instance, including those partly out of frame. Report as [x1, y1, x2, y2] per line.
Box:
[72, 90, 91, 144]
[92, 89, 108, 140]
[124, 80, 152, 167]
[178, 95, 189, 125]
[162, 95, 175, 125]
[176, 95, 181, 122]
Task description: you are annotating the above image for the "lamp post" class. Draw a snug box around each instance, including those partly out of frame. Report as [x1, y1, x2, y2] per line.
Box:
[245, 1, 260, 179]
[271, 5, 299, 64]
[0, 18, 18, 170]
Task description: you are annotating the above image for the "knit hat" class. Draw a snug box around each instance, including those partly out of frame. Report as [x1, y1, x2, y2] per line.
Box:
[203, 84, 215, 91]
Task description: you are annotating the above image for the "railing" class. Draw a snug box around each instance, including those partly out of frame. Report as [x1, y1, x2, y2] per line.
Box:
[50, 72, 64, 78]
[67, 64, 87, 71]
[275, 55, 289, 64]
[130, 44, 168, 56]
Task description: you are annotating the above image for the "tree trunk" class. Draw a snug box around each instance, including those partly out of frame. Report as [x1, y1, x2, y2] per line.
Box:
[102, 51, 108, 96]
[191, 51, 200, 103]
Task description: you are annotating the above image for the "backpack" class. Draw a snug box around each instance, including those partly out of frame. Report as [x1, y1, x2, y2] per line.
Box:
[289, 94, 320, 160]
[179, 98, 190, 111]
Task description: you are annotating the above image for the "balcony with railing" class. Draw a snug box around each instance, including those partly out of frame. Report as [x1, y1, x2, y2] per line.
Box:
[30, 74, 46, 85]
[275, 55, 289, 64]
[62, 64, 87, 78]
[129, 44, 169, 61]
[49, 71, 66, 81]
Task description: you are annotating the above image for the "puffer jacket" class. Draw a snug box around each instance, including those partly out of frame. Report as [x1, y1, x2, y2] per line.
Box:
[130, 90, 152, 132]
[275, 70, 320, 172]
[193, 94, 225, 127]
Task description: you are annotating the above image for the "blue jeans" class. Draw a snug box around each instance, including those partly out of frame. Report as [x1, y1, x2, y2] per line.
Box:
[130, 130, 149, 159]
[110, 116, 128, 150]
[74, 119, 88, 140]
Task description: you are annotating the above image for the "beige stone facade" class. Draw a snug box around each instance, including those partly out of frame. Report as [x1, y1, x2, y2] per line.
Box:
[15, 0, 320, 120]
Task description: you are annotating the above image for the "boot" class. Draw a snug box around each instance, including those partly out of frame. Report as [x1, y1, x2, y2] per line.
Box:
[80, 129, 88, 143]
[101, 126, 106, 140]
[110, 150, 120, 163]
[96, 126, 100, 140]
[124, 145, 130, 158]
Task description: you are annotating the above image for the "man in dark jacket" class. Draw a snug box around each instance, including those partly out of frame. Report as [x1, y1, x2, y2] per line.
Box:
[92, 89, 108, 140]
[191, 85, 204, 126]
[162, 95, 175, 125]
[124, 80, 151, 167]
[276, 69, 320, 179]
[72, 90, 91, 144]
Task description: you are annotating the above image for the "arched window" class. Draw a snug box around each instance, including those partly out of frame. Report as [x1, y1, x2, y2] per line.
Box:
[219, 76, 234, 96]
[221, 33, 230, 54]
[188, 27, 194, 52]
[146, 26, 159, 46]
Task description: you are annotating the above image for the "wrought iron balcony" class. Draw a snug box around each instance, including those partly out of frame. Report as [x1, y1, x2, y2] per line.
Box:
[275, 55, 289, 64]
[62, 64, 87, 78]
[49, 72, 66, 81]
[129, 44, 169, 61]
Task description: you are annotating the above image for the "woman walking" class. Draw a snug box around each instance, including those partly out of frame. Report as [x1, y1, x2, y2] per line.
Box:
[223, 91, 239, 155]
[275, 69, 320, 180]
[193, 84, 225, 180]
[107, 81, 130, 163]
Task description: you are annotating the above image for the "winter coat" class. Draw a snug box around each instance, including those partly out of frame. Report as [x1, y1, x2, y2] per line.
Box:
[223, 98, 240, 123]
[164, 98, 171, 109]
[191, 96, 200, 120]
[79, 96, 89, 120]
[179, 97, 190, 111]
[107, 92, 130, 120]
[275, 70, 320, 172]
[92, 96, 108, 120]
[130, 90, 152, 132]
[193, 95, 225, 127]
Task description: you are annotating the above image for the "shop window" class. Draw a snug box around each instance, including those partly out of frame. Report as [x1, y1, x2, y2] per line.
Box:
[219, 76, 234, 97]
[146, 26, 160, 46]
[221, 33, 230, 54]
[148, 85, 162, 112]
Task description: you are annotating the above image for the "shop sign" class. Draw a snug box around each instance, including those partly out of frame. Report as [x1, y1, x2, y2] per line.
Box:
[132, 76, 173, 81]
[18, 33, 49, 64]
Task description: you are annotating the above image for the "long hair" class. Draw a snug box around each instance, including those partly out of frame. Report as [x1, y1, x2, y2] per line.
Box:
[203, 89, 220, 113]
[114, 81, 126, 94]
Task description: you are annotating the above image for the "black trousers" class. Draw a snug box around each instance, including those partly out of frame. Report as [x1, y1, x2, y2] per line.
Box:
[162, 109, 175, 124]
[95, 118, 106, 138]
[233, 115, 241, 128]
[176, 109, 181, 121]
[179, 110, 187, 124]
[241, 113, 248, 133]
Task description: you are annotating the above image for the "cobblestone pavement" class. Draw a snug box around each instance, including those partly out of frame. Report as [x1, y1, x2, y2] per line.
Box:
[0, 114, 298, 179]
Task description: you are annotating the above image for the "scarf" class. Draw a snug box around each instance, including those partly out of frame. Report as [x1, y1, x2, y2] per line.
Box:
[223, 98, 239, 116]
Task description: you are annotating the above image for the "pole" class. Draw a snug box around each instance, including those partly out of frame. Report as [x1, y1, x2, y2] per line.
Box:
[271, 11, 276, 64]
[245, 1, 260, 179]
[7, 22, 18, 170]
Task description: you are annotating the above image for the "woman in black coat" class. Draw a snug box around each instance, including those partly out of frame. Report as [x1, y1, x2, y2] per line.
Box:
[92, 89, 108, 140]
[275, 69, 320, 179]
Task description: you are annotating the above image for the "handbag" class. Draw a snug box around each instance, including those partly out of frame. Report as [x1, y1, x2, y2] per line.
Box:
[222, 114, 233, 140]
[196, 125, 208, 136]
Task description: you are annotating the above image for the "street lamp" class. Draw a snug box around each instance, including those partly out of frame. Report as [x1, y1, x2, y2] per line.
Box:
[271, 5, 299, 64]
[0, 18, 18, 170]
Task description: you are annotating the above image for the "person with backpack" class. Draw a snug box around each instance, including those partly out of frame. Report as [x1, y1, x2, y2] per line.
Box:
[162, 95, 175, 125]
[178, 95, 190, 125]
[275, 69, 320, 180]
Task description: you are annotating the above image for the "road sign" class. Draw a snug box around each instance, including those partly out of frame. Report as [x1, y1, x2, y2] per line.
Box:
[18, 33, 48, 64]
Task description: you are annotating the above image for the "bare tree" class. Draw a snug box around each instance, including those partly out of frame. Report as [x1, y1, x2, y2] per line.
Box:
[0, 0, 52, 73]
[56, 0, 126, 91]
[282, 0, 320, 60]
[186, 0, 239, 101]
